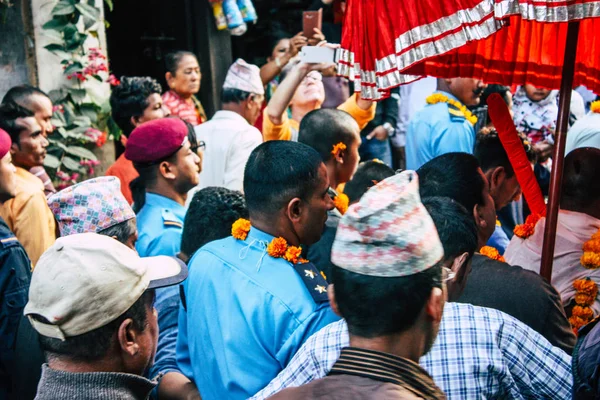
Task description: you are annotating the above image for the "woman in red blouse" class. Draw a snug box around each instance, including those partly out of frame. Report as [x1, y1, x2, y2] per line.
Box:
[162, 51, 207, 126]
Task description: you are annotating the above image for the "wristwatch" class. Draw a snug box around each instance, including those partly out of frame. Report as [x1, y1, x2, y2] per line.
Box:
[382, 122, 396, 137]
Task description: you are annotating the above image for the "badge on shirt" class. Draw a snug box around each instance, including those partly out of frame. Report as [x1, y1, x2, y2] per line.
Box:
[292, 261, 329, 303]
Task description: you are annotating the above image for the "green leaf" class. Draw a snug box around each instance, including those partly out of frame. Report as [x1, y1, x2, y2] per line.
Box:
[44, 43, 66, 52]
[48, 139, 69, 151]
[72, 115, 92, 127]
[65, 34, 87, 52]
[51, 1, 76, 15]
[62, 156, 82, 171]
[74, 3, 100, 20]
[92, 74, 103, 82]
[55, 127, 68, 138]
[42, 18, 69, 31]
[83, 17, 96, 31]
[62, 23, 78, 40]
[67, 146, 97, 161]
[68, 88, 87, 103]
[64, 61, 83, 74]
[43, 154, 61, 169]
[79, 103, 99, 123]
[104, 0, 113, 11]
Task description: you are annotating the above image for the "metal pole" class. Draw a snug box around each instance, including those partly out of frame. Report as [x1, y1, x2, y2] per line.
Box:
[539, 21, 580, 281]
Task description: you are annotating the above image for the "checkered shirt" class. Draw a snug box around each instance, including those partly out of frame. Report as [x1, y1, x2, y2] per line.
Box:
[250, 302, 572, 400]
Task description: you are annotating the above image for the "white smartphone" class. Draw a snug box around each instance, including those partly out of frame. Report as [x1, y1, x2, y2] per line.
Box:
[300, 46, 335, 64]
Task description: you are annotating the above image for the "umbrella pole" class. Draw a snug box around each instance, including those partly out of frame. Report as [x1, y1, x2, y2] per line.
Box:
[539, 21, 580, 282]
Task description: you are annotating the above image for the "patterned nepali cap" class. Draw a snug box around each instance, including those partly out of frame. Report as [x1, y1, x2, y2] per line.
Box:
[48, 177, 135, 236]
[331, 171, 444, 277]
[222, 58, 265, 95]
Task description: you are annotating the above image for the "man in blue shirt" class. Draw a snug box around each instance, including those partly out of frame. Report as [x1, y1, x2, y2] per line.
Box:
[406, 78, 487, 170]
[125, 118, 201, 399]
[177, 141, 341, 399]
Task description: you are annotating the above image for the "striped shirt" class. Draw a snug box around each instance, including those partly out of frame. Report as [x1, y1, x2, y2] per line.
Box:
[162, 90, 206, 126]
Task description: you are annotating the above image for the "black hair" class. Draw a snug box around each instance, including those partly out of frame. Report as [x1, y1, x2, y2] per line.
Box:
[2, 85, 50, 109]
[268, 30, 291, 56]
[474, 127, 535, 178]
[244, 141, 324, 217]
[298, 109, 359, 162]
[165, 51, 198, 76]
[331, 264, 442, 337]
[344, 161, 395, 204]
[38, 290, 154, 361]
[422, 197, 478, 261]
[109, 76, 163, 138]
[130, 153, 178, 213]
[417, 153, 485, 213]
[480, 84, 511, 109]
[181, 187, 248, 258]
[183, 119, 199, 150]
[0, 102, 35, 145]
[97, 219, 137, 245]
[561, 148, 600, 211]
[221, 88, 252, 105]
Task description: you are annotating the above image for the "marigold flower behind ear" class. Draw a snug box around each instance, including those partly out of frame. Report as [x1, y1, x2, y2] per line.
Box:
[331, 142, 347, 157]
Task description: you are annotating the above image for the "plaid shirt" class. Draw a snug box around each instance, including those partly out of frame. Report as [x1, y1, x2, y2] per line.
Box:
[251, 303, 572, 400]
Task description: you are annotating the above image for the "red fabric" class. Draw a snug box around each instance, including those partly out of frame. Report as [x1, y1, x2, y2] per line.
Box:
[0, 129, 11, 158]
[487, 94, 547, 217]
[405, 16, 600, 95]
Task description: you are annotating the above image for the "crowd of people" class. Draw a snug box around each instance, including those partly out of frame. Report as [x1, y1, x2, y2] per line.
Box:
[2, 5, 600, 399]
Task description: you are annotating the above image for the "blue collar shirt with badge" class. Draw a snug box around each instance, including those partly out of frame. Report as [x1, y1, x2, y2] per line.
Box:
[135, 192, 187, 382]
[176, 226, 340, 400]
[405, 91, 476, 170]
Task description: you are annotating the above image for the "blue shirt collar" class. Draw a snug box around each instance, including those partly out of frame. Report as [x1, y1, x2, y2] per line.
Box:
[145, 192, 187, 219]
[246, 226, 276, 244]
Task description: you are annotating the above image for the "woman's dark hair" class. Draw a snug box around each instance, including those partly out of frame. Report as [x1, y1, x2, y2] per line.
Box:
[244, 141, 323, 217]
[268, 30, 291, 56]
[331, 264, 442, 337]
[109, 76, 163, 138]
[417, 153, 485, 213]
[97, 219, 137, 245]
[38, 290, 154, 361]
[344, 161, 395, 204]
[299, 109, 359, 162]
[165, 51, 198, 76]
[221, 88, 252, 105]
[181, 187, 248, 258]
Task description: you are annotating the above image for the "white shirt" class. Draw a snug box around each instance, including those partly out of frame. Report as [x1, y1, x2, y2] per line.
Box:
[195, 111, 262, 192]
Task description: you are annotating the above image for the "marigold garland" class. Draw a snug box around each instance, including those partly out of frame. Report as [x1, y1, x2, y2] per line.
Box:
[331, 142, 347, 157]
[514, 214, 542, 239]
[591, 100, 600, 114]
[571, 277, 599, 333]
[479, 246, 506, 262]
[426, 93, 478, 125]
[582, 230, 600, 269]
[333, 193, 349, 215]
[231, 218, 308, 264]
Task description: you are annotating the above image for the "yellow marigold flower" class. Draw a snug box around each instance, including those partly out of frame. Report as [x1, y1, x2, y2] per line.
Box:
[479, 246, 506, 262]
[331, 142, 347, 157]
[513, 214, 542, 239]
[574, 277, 599, 297]
[582, 252, 600, 269]
[583, 239, 600, 253]
[333, 193, 349, 215]
[591, 100, 600, 114]
[231, 218, 251, 241]
[572, 305, 594, 320]
[267, 237, 288, 258]
[283, 246, 302, 264]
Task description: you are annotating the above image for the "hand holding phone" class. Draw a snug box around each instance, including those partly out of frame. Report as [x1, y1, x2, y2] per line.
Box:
[303, 9, 323, 39]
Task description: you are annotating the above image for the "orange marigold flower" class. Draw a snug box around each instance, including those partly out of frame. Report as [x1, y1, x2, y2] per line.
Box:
[575, 293, 596, 307]
[574, 278, 599, 297]
[592, 231, 600, 241]
[267, 237, 288, 258]
[572, 305, 594, 320]
[283, 245, 302, 264]
[582, 252, 600, 269]
[569, 315, 587, 333]
[333, 193, 349, 215]
[479, 246, 506, 262]
[514, 223, 534, 239]
[231, 218, 251, 240]
[583, 239, 600, 253]
[331, 142, 347, 157]
[591, 100, 600, 114]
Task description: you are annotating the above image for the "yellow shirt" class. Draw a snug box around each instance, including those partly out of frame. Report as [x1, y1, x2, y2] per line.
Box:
[0, 167, 56, 267]
[263, 94, 377, 141]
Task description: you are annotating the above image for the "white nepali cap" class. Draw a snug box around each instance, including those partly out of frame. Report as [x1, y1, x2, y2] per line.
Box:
[223, 58, 265, 95]
[331, 170, 444, 277]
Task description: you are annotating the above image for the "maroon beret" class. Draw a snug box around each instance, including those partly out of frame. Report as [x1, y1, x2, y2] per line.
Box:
[0, 129, 11, 159]
[125, 118, 188, 164]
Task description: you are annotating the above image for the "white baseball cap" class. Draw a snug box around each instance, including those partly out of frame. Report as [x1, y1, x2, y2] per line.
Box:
[24, 233, 188, 340]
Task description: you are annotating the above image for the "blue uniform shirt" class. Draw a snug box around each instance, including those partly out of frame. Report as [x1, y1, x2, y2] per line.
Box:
[177, 226, 340, 400]
[487, 224, 510, 255]
[136, 193, 186, 381]
[406, 91, 476, 170]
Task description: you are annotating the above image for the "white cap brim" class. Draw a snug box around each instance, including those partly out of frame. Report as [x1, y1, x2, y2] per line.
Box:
[143, 256, 188, 289]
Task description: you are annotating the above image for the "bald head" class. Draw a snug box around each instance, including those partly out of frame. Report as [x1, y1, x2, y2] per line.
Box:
[561, 147, 600, 219]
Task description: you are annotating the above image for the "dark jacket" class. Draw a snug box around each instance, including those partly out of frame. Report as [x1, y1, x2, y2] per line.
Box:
[306, 210, 342, 280]
[0, 217, 32, 398]
[458, 254, 576, 354]
[361, 88, 400, 137]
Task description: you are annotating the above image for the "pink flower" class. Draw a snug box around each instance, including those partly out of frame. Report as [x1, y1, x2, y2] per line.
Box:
[108, 74, 121, 87]
[70, 173, 80, 181]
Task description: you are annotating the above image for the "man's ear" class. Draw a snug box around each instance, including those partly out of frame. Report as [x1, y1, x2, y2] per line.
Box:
[425, 287, 444, 324]
[286, 197, 304, 223]
[130, 116, 141, 128]
[490, 166, 505, 191]
[327, 284, 342, 317]
[158, 160, 177, 181]
[10, 142, 18, 155]
[117, 318, 139, 357]
[451, 252, 470, 278]
[473, 203, 489, 232]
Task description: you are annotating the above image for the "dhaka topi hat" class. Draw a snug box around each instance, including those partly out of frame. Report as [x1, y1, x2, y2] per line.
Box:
[48, 176, 135, 236]
[223, 58, 265, 96]
[331, 170, 444, 277]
